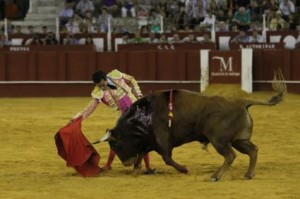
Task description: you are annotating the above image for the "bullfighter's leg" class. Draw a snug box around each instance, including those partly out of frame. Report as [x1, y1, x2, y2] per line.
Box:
[103, 149, 116, 170]
[210, 141, 236, 182]
[143, 153, 156, 174]
[232, 140, 258, 179]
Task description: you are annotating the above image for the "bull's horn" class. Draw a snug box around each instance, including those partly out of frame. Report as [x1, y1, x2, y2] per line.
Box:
[91, 131, 112, 145]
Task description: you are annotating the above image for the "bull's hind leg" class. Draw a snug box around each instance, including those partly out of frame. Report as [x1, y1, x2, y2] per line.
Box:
[232, 140, 258, 179]
[210, 141, 236, 182]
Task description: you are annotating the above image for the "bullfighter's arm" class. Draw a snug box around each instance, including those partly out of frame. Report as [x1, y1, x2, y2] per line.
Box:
[72, 98, 100, 121]
[122, 73, 143, 98]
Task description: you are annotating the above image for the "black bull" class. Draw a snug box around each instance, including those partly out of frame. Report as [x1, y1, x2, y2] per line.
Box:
[96, 79, 285, 181]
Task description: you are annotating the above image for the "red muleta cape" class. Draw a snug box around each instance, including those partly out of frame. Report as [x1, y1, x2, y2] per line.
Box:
[54, 117, 101, 177]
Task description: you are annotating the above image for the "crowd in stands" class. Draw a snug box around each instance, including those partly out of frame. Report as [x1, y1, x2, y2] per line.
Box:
[1, 0, 300, 48]
[57, 0, 300, 33]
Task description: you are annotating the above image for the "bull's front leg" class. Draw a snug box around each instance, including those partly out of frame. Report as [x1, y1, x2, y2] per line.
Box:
[132, 154, 143, 175]
[160, 150, 188, 174]
[154, 125, 188, 173]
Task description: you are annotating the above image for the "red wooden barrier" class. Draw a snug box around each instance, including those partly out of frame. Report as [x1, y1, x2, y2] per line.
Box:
[0, 46, 300, 96]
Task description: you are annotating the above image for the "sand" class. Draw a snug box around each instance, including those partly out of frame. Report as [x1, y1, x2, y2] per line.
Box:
[0, 85, 299, 199]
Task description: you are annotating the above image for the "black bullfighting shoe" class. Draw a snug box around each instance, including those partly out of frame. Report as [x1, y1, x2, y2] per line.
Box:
[144, 169, 157, 175]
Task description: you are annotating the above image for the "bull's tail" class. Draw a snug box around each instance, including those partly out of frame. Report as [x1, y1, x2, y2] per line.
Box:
[244, 70, 286, 108]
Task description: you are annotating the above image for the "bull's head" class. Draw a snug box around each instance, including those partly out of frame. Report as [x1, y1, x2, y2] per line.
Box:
[96, 129, 146, 167]
[95, 98, 154, 167]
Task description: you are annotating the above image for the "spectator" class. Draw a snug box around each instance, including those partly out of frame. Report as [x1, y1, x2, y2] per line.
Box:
[216, 21, 229, 32]
[65, 17, 80, 33]
[178, 0, 186, 11]
[287, 11, 298, 30]
[14, 25, 23, 34]
[97, 7, 112, 32]
[250, 0, 262, 22]
[249, 30, 264, 43]
[64, 33, 79, 45]
[92, 0, 103, 17]
[174, 8, 188, 31]
[147, 32, 159, 43]
[279, 0, 295, 21]
[26, 25, 34, 35]
[59, 3, 74, 27]
[85, 36, 94, 44]
[140, 25, 150, 34]
[249, 21, 262, 32]
[182, 33, 198, 43]
[263, 0, 279, 13]
[65, 0, 77, 8]
[231, 30, 250, 43]
[104, 0, 119, 17]
[200, 12, 215, 31]
[41, 26, 48, 34]
[159, 33, 168, 43]
[148, 9, 162, 33]
[235, 0, 251, 9]
[207, 0, 219, 14]
[216, 9, 230, 22]
[81, 11, 97, 33]
[121, 31, 130, 44]
[186, 0, 207, 29]
[76, 0, 95, 18]
[130, 30, 146, 43]
[60, 26, 69, 34]
[121, 0, 136, 18]
[232, 6, 251, 31]
[263, 0, 279, 24]
[167, 0, 179, 20]
[169, 33, 182, 43]
[216, 0, 228, 13]
[230, 23, 239, 32]
[44, 32, 58, 45]
[80, 25, 89, 34]
[269, 10, 286, 30]
[26, 33, 43, 45]
[200, 33, 214, 43]
[136, 5, 148, 17]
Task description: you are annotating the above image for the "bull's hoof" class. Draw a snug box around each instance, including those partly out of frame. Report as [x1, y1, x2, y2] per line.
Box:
[133, 168, 142, 176]
[209, 176, 220, 182]
[244, 174, 254, 180]
[178, 168, 188, 174]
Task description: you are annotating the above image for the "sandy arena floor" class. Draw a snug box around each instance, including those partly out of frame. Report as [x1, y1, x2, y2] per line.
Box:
[0, 85, 299, 199]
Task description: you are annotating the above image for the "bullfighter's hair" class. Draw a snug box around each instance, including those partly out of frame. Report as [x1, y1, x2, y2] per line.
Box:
[92, 71, 107, 83]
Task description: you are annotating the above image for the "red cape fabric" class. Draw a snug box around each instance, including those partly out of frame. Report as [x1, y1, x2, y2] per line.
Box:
[54, 117, 101, 177]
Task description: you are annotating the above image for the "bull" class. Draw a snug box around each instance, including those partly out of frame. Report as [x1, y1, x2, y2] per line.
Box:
[95, 72, 286, 181]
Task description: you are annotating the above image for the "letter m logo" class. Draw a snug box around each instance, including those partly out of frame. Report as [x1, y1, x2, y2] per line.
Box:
[212, 56, 233, 72]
